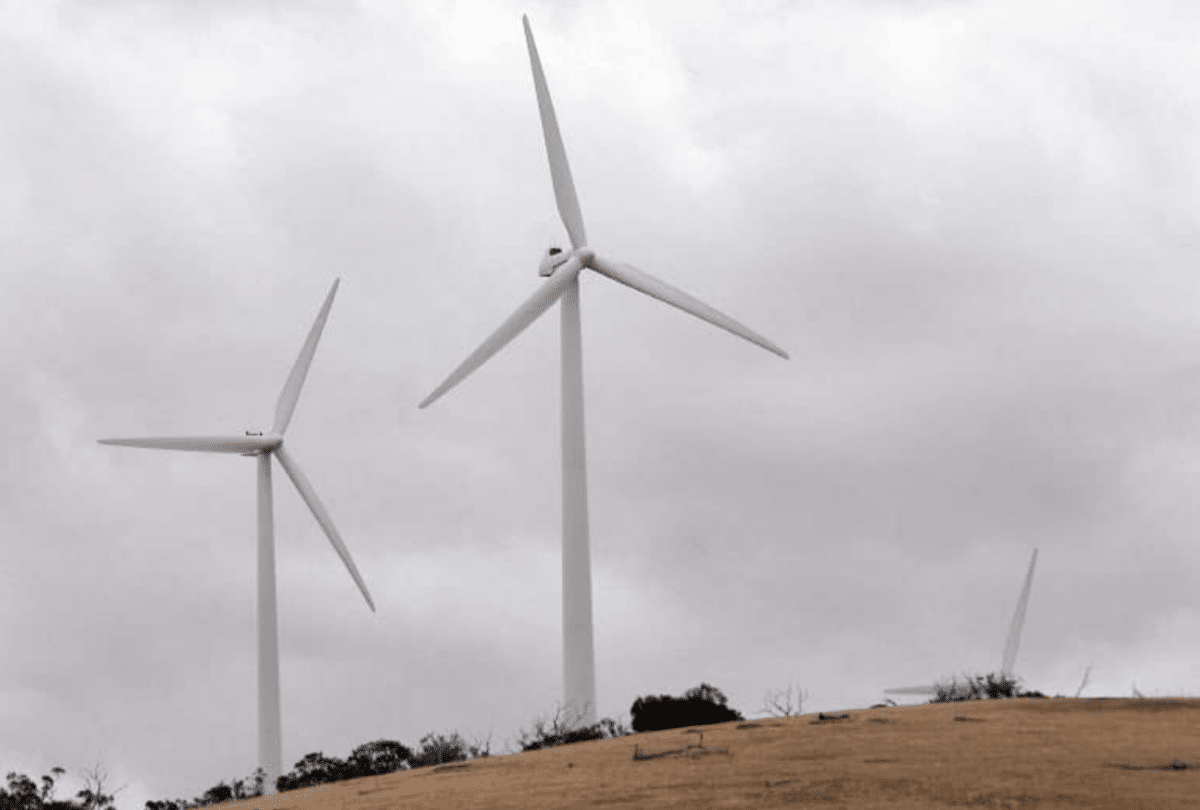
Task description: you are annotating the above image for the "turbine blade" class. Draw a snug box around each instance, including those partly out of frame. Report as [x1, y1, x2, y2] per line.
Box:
[272, 279, 339, 436]
[98, 435, 282, 454]
[273, 445, 375, 612]
[419, 257, 585, 408]
[883, 685, 938, 695]
[588, 255, 790, 359]
[523, 15, 587, 249]
[1001, 548, 1038, 677]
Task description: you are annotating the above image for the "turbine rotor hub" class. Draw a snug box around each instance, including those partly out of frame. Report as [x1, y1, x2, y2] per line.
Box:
[241, 431, 282, 456]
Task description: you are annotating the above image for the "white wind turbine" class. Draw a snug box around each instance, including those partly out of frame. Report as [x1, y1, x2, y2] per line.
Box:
[99, 279, 373, 793]
[885, 548, 1039, 697]
[419, 16, 789, 727]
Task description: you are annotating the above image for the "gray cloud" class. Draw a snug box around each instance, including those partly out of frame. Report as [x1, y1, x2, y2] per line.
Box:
[3, 1, 1199, 806]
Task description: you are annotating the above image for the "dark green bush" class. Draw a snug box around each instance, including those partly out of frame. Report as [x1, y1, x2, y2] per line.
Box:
[630, 683, 744, 732]
[344, 740, 415, 777]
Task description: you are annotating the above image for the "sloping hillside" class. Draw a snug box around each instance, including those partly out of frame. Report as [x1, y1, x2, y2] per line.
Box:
[218, 698, 1200, 809]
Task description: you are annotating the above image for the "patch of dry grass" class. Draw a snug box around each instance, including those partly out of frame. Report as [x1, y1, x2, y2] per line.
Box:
[216, 698, 1200, 809]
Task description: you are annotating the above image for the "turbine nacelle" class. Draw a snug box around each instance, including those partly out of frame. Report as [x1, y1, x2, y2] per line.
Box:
[538, 247, 568, 277]
[538, 246, 593, 277]
[242, 430, 279, 457]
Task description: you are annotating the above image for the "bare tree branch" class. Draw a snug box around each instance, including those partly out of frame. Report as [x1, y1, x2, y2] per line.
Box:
[760, 681, 808, 717]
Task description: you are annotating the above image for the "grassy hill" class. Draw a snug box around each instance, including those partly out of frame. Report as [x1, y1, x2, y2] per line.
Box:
[218, 698, 1200, 809]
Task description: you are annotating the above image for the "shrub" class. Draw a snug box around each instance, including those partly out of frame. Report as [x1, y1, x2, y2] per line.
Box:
[630, 683, 744, 732]
[155, 767, 264, 807]
[515, 705, 630, 752]
[343, 740, 415, 779]
[408, 732, 488, 769]
[277, 739, 415, 788]
[276, 753, 347, 791]
[932, 677, 979, 703]
[930, 672, 1045, 703]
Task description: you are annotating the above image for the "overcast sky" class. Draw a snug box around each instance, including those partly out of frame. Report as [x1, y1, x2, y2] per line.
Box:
[3, 0, 1199, 806]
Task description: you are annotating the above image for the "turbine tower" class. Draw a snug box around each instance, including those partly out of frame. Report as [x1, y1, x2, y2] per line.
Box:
[99, 280, 373, 792]
[884, 548, 1039, 697]
[420, 17, 788, 727]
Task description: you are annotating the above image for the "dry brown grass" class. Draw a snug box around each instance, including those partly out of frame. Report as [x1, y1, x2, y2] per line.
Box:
[218, 698, 1200, 809]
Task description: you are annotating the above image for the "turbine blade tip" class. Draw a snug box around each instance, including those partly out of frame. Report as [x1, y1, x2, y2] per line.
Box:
[359, 587, 376, 612]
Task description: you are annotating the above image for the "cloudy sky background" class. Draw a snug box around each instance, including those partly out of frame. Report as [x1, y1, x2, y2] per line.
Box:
[3, 0, 1199, 805]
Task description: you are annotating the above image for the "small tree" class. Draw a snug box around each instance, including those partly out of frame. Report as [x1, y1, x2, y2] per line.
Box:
[3, 767, 78, 810]
[2, 765, 122, 810]
[74, 765, 123, 810]
[43, 768, 73, 810]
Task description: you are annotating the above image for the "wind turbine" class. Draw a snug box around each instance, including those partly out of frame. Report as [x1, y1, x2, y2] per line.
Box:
[884, 548, 1039, 697]
[419, 16, 788, 727]
[99, 279, 373, 793]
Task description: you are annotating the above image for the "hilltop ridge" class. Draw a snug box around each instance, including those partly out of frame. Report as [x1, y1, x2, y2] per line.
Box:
[211, 698, 1200, 809]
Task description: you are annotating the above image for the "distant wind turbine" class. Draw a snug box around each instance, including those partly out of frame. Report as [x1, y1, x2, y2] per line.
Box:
[99, 279, 373, 792]
[420, 16, 788, 727]
[885, 549, 1039, 696]
[1074, 664, 1093, 699]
